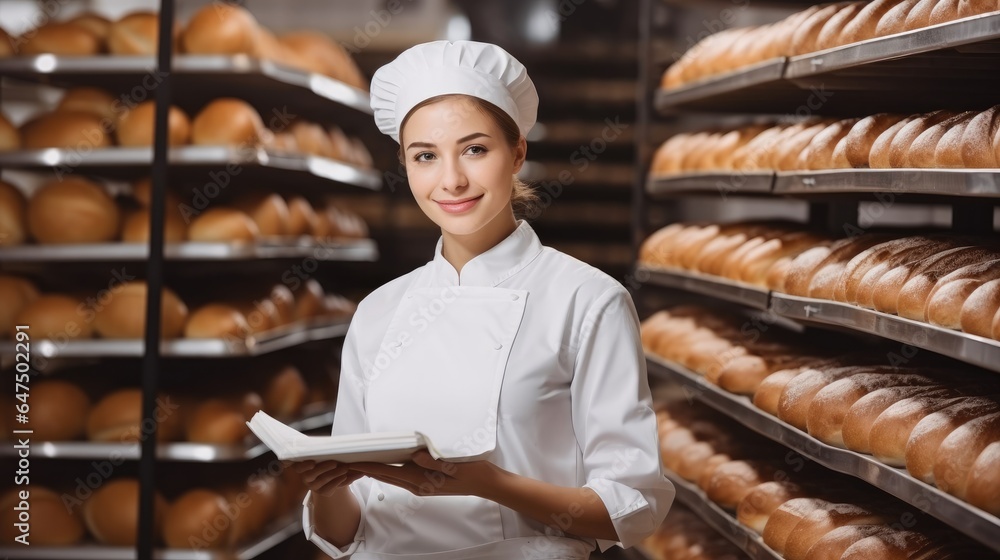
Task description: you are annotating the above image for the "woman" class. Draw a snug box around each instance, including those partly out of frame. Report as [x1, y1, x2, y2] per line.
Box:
[295, 40, 673, 559]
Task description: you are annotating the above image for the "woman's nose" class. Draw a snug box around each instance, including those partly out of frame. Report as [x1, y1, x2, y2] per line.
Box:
[440, 159, 468, 190]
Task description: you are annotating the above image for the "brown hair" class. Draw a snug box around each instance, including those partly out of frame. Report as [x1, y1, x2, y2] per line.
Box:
[399, 94, 540, 219]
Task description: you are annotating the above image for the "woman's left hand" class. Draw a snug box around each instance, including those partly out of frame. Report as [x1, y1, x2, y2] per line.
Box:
[348, 451, 506, 498]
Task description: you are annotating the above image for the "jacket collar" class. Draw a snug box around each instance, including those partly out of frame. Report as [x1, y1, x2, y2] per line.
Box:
[427, 220, 544, 287]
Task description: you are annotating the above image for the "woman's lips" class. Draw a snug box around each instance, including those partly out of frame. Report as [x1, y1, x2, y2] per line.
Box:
[436, 194, 483, 214]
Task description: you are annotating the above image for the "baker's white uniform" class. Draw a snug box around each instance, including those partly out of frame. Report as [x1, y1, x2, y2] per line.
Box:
[303, 220, 674, 559]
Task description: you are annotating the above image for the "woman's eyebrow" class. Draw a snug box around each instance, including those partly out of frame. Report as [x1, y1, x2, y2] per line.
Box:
[406, 133, 491, 151]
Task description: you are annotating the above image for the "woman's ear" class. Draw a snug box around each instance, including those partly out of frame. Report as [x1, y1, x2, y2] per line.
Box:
[512, 136, 528, 174]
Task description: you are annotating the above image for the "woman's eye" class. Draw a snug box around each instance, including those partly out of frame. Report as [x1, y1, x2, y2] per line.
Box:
[414, 152, 435, 162]
[466, 145, 487, 156]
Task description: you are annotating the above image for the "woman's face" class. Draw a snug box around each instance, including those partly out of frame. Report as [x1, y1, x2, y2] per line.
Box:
[401, 97, 525, 236]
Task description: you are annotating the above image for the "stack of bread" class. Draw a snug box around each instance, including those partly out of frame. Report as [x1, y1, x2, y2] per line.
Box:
[640, 223, 1000, 341]
[4, 91, 374, 169]
[0, 273, 355, 341]
[654, 397, 993, 558]
[0, 469, 303, 548]
[650, 105, 1000, 175]
[0, 5, 366, 89]
[663, 1, 1000, 89]
[0, 176, 369, 247]
[641, 504, 748, 559]
[643, 305, 1000, 517]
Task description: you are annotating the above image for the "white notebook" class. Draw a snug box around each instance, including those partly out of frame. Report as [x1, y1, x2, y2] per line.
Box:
[246, 411, 444, 464]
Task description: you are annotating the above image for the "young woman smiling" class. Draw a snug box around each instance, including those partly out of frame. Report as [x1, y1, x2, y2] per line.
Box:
[293, 40, 674, 560]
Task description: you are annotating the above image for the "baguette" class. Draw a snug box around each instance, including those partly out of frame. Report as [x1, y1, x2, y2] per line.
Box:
[935, 111, 979, 167]
[903, 0, 941, 30]
[839, 0, 909, 44]
[875, 0, 922, 36]
[868, 115, 918, 168]
[815, 3, 866, 52]
[739, 232, 829, 287]
[888, 110, 959, 168]
[798, 119, 858, 170]
[844, 113, 908, 168]
[790, 3, 853, 56]
[906, 111, 977, 167]
[958, 0, 1000, 18]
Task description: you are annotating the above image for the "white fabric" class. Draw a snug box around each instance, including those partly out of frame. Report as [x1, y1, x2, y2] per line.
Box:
[303, 220, 674, 558]
[370, 40, 539, 142]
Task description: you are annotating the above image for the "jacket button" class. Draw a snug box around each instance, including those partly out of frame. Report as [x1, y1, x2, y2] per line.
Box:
[494, 343, 503, 350]
[510, 294, 519, 301]
[378, 493, 385, 501]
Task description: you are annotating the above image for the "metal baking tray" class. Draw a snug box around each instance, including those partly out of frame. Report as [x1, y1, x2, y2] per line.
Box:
[770, 293, 1000, 374]
[0, 55, 371, 122]
[0, 317, 351, 358]
[636, 265, 771, 310]
[0, 408, 333, 462]
[661, 469, 782, 560]
[0, 146, 383, 191]
[655, 58, 789, 114]
[646, 172, 774, 199]
[774, 169, 1000, 198]
[647, 355, 1000, 553]
[0, 514, 301, 559]
[0, 239, 378, 262]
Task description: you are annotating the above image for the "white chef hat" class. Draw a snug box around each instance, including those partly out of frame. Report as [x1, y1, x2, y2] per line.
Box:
[370, 40, 538, 143]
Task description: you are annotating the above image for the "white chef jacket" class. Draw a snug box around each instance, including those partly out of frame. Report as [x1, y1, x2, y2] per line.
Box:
[303, 219, 674, 559]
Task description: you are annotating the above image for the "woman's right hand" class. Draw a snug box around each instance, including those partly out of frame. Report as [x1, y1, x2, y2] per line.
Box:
[290, 460, 364, 497]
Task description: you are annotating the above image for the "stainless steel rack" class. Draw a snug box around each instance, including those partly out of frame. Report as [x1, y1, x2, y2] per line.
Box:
[636, 265, 770, 310]
[646, 355, 1000, 553]
[646, 172, 774, 199]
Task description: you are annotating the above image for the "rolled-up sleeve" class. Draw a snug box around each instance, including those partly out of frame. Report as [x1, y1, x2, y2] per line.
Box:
[572, 286, 675, 552]
[302, 317, 372, 557]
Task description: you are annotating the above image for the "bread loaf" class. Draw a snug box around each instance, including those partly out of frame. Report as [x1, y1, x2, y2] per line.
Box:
[754, 367, 806, 416]
[904, 0, 940, 30]
[802, 525, 894, 560]
[737, 481, 808, 534]
[798, 119, 857, 170]
[925, 259, 1000, 328]
[875, 245, 993, 314]
[807, 236, 891, 300]
[185, 396, 258, 444]
[232, 193, 291, 237]
[285, 196, 319, 237]
[0, 180, 26, 246]
[933, 411, 1000, 499]
[835, 237, 915, 302]
[674, 440, 730, 482]
[961, 106, 1000, 168]
[808, 372, 941, 446]
[92, 281, 188, 339]
[57, 87, 118, 123]
[738, 232, 827, 287]
[839, 530, 941, 560]
[905, 396, 1000, 482]
[816, 3, 866, 52]
[280, 31, 367, 89]
[27, 177, 120, 244]
[842, 385, 951, 453]
[869, 392, 965, 466]
[116, 100, 191, 146]
[888, 110, 959, 168]
[269, 284, 296, 326]
[183, 304, 250, 339]
[958, 0, 1000, 18]
[21, 111, 111, 150]
[960, 279, 1000, 338]
[181, 3, 259, 55]
[778, 366, 901, 430]
[188, 208, 260, 242]
[966, 440, 1000, 516]
[191, 98, 266, 146]
[704, 460, 775, 509]
[935, 111, 979, 167]
[843, 113, 907, 168]
[840, 0, 908, 44]
[783, 503, 887, 560]
[14, 294, 93, 340]
[775, 122, 833, 171]
[868, 115, 917, 168]
[762, 497, 833, 554]
[122, 208, 188, 243]
[929, 0, 962, 25]
[108, 12, 171, 56]
[0, 274, 39, 338]
[29, 380, 90, 440]
[19, 23, 100, 56]
[163, 489, 231, 548]
[68, 13, 111, 42]
[906, 111, 977, 167]
[0, 113, 19, 150]
[83, 479, 166, 546]
[0, 486, 85, 545]
[790, 4, 851, 56]
[897, 248, 1000, 321]
[87, 388, 184, 442]
[847, 237, 956, 306]
[874, 0, 922, 36]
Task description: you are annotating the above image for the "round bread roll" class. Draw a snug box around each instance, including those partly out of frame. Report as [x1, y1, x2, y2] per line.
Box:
[289, 121, 337, 158]
[736, 481, 808, 535]
[19, 23, 100, 56]
[108, 11, 174, 56]
[92, 281, 188, 339]
[56, 87, 118, 123]
[122, 208, 188, 243]
[0, 112, 20, 150]
[233, 192, 290, 237]
[86, 388, 185, 442]
[905, 396, 1000, 482]
[14, 294, 92, 340]
[29, 379, 90, 440]
[27, 177, 119, 244]
[83, 479, 166, 546]
[185, 395, 259, 444]
[191, 98, 266, 146]
[0, 274, 39, 338]
[184, 303, 250, 339]
[0, 180, 27, 246]
[0, 486, 86, 545]
[181, 3, 259, 55]
[294, 278, 326, 321]
[263, 365, 307, 419]
[286, 196, 319, 237]
[68, 12, 113, 42]
[116, 100, 191, 146]
[21, 110, 111, 150]
[163, 489, 231, 549]
[966, 440, 1000, 516]
[188, 208, 260, 242]
[269, 284, 296, 326]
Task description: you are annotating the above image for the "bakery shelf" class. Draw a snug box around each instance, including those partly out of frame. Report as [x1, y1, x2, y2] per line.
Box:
[773, 169, 1000, 198]
[0, 407, 333, 462]
[636, 265, 771, 310]
[0, 513, 301, 559]
[0, 239, 378, 263]
[654, 58, 798, 115]
[770, 293, 1000, 375]
[0, 146, 383, 191]
[646, 172, 774, 199]
[0, 317, 351, 358]
[646, 354, 1000, 553]
[660, 468, 782, 560]
[0, 54, 371, 124]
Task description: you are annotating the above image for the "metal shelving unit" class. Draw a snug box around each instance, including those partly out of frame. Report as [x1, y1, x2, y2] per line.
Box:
[0, 239, 378, 262]
[647, 355, 1000, 553]
[646, 172, 774, 199]
[0, 317, 351, 358]
[637, 265, 770, 310]
[0, 147, 382, 191]
[0, 514, 302, 560]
